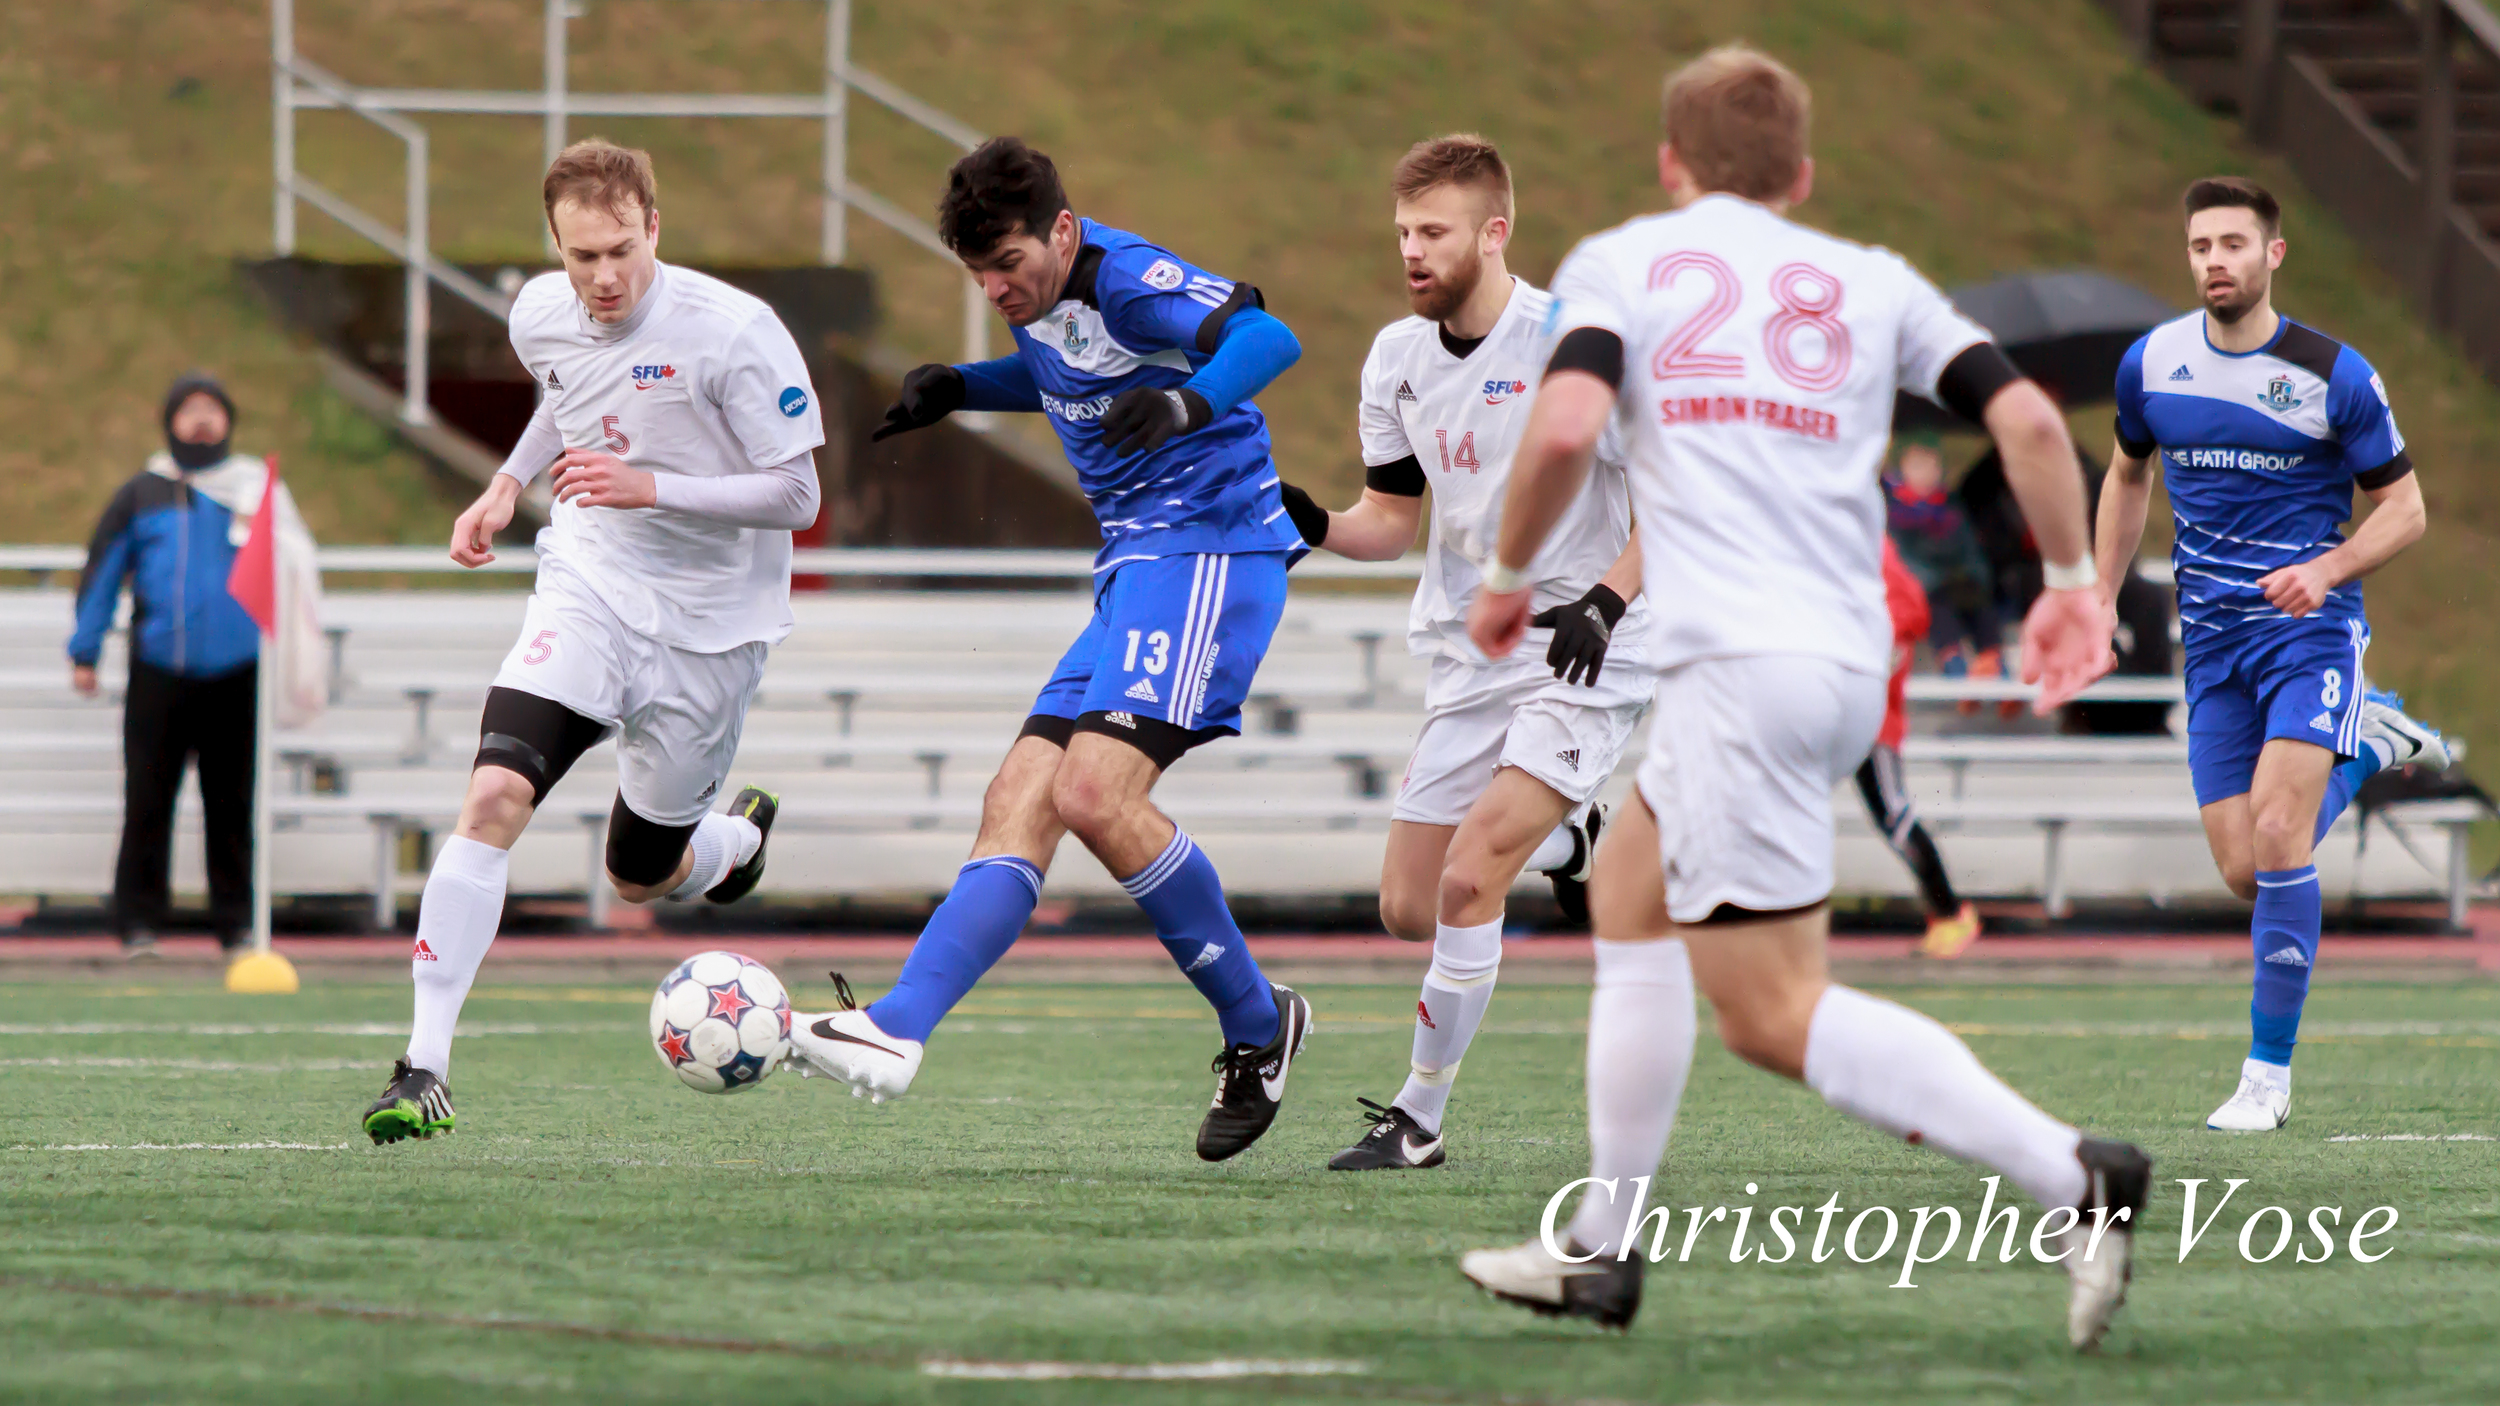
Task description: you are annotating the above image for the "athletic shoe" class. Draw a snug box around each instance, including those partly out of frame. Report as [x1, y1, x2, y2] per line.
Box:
[1196, 983, 1312, 1162]
[1544, 805, 1604, 928]
[787, 973, 922, 1102]
[1327, 1097, 1446, 1170]
[2206, 1057, 2291, 1131]
[119, 929, 158, 960]
[703, 786, 779, 904]
[2056, 1136, 2153, 1351]
[1458, 1236, 1644, 1330]
[1917, 902, 1983, 959]
[362, 1059, 456, 1144]
[2359, 688, 2455, 771]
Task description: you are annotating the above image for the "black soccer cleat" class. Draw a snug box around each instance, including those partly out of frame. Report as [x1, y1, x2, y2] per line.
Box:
[1459, 1237, 1645, 1330]
[362, 1058, 456, 1145]
[704, 786, 778, 904]
[1195, 983, 1311, 1162]
[2062, 1136, 2154, 1350]
[1327, 1097, 1447, 1170]
[1544, 806, 1603, 929]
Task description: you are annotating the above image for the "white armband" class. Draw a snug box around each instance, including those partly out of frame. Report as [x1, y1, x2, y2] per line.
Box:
[2042, 557, 2100, 592]
[1481, 560, 1530, 595]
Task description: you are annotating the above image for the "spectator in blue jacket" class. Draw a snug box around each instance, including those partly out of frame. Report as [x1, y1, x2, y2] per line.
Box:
[69, 374, 262, 956]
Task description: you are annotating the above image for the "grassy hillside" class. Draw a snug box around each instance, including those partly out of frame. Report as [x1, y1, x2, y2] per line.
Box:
[5, 0, 2495, 760]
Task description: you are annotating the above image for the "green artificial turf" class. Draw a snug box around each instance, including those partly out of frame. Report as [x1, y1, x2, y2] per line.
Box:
[2, 974, 2496, 1404]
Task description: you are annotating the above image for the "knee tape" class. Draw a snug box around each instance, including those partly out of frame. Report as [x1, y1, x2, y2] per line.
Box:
[475, 688, 610, 805]
[606, 796, 697, 886]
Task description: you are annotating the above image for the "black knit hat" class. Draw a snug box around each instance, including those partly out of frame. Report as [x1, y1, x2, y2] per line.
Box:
[162, 372, 236, 435]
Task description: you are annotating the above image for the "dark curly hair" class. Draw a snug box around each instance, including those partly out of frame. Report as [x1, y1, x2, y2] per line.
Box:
[937, 137, 1071, 257]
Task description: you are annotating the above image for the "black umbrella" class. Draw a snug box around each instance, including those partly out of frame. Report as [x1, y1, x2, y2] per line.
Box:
[1894, 269, 2177, 431]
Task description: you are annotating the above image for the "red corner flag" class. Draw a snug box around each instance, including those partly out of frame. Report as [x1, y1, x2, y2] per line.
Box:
[226, 457, 280, 636]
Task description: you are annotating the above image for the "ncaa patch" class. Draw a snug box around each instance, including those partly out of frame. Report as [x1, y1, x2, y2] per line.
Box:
[1142, 259, 1185, 291]
[778, 386, 809, 418]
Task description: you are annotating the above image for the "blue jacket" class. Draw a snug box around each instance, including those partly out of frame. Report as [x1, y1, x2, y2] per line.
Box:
[69, 461, 262, 677]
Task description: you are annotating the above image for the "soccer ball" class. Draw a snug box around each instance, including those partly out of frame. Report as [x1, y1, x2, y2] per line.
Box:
[650, 950, 791, 1093]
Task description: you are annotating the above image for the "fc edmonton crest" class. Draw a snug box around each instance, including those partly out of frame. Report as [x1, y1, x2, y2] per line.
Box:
[2258, 375, 2304, 412]
[1062, 310, 1090, 356]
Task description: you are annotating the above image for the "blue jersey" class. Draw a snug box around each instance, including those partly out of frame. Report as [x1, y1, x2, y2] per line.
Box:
[2113, 313, 2411, 643]
[1003, 220, 1300, 573]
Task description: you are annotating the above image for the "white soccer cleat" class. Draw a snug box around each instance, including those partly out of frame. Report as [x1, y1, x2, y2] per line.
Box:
[2359, 688, 2455, 771]
[787, 977, 922, 1103]
[1458, 1236, 1642, 1329]
[2057, 1137, 2152, 1351]
[2206, 1058, 2291, 1131]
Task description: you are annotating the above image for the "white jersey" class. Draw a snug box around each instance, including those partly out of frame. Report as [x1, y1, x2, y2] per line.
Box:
[1357, 278, 1648, 665]
[1547, 195, 1990, 676]
[506, 262, 825, 653]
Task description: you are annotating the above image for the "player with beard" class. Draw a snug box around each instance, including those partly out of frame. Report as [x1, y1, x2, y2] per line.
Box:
[1276, 135, 1651, 1171]
[2096, 177, 2452, 1133]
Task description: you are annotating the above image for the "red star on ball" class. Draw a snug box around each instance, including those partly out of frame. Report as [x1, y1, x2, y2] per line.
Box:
[707, 983, 754, 1021]
[657, 1024, 693, 1063]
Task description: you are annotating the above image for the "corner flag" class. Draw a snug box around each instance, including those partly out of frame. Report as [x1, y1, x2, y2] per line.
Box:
[226, 456, 280, 635]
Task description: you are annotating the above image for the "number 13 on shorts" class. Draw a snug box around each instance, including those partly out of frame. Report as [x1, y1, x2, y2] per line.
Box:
[1123, 629, 1171, 675]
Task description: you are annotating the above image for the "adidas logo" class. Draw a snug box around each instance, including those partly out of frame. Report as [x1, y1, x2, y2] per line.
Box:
[2263, 945, 2311, 968]
[697, 780, 717, 802]
[545, 367, 563, 390]
[1415, 998, 1436, 1030]
[1184, 942, 1224, 973]
[1394, 379, 1417, 403]
[412, 939, 437, 962]
[2310, 711, 2335, 732]
[1102, 710, 1137, 729]
[2168, 364, 2194, 382]
[1125, 677, 1160, 703]
[1555, 748, 1581, 773]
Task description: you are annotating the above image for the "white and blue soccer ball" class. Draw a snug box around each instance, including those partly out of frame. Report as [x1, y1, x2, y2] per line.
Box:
[650, 950, 791, 1093]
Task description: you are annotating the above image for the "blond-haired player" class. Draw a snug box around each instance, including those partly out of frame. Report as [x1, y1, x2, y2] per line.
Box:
[1453, 47, 2150, 1350]
[361, 139, 822, 1144]
[1280, 135, 1649, 1171]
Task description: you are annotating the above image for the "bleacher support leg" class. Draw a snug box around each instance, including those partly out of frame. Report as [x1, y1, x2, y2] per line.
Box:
[585, 811, 611, 930]
[369, 815, 399, 932]
[2041, 818, 2070, 920]
[2446, 820, 2472, 931]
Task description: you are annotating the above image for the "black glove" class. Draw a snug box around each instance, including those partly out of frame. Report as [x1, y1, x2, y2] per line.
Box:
[1531, 584, 1628, 686]
[1096, 386, 1211, 457]
[871, 363, 965, 442]
[1278, 481, 1329, 547]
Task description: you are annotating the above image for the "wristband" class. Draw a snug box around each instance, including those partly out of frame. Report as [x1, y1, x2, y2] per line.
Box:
[2042, 557, 2099, 592]
[1481, 560, 1530, 594]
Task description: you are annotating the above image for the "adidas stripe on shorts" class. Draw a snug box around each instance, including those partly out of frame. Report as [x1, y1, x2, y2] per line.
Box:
[1029, 551, 1290, 738]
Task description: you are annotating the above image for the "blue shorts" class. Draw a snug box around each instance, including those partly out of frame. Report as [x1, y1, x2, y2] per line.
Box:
[2184, 615, 2370, 806]
[1031, 552, 1289, 739]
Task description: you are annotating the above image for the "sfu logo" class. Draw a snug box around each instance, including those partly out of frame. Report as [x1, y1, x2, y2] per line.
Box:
[1481, 378, 1529, 405]
[631, 364, 677, 390]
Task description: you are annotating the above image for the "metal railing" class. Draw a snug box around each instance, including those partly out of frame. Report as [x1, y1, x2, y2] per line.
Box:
[271, 0, 988, 429]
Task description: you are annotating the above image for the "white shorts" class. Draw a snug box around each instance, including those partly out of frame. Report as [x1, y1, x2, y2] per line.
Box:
[1392, 654, 1650, 827]
[1636, 655, 1884, 924]
[490, 576, 767, 827]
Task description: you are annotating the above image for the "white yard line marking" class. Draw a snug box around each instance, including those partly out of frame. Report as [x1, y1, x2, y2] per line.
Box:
[12, 1142, 354, 1152]
[921, 1359, 1369, 1381]
[0, 1057, 387, 1072]
[2324, 1133, 2495, 1142]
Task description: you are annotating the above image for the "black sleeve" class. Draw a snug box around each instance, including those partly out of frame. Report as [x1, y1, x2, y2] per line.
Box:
[2113, 415, 2158, 461]
[1192, 282, 1265, 354]
[2354, 451, 2415, 492]
[1543, 328, 1625, 390]
[74, 478, 140, 607]
[1364, 454, 1426, 497]
[1934, 342, 2024, 424]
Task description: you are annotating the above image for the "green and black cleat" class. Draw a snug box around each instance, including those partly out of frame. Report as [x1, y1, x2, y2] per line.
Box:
[704, 786, 779, 904]
[362, 1059, 455, 1145]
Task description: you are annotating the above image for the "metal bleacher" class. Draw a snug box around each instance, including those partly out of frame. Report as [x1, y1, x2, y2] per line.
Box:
[0, 564, 2482, 928]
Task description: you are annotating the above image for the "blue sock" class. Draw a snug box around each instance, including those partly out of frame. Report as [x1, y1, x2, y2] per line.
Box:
[2249, 865, 2321, 1065]
[864, 856, 1041, 1043]
[2312, 753, 2378, 846]
[1122, 829, 1279, 1048]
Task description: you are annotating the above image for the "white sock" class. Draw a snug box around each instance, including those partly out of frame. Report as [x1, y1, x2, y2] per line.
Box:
[1803, 985, 2087, 1209]
[2243, 1056, 2292, 1093]
[405, 836, 510, 1079]
[1392, 917, 1505, 1133]
[1566, 938, 1698, 1257]
[666, 812, 760, 901]
[1526, 823, 1577, 874]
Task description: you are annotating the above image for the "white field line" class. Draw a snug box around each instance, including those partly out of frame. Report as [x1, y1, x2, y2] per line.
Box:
[12, 1142, 354, 1152]
[0, 1056, 386, 1072]
[922, 1359, 1368, 1381]
[2324, 1133, 2496, 1142]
